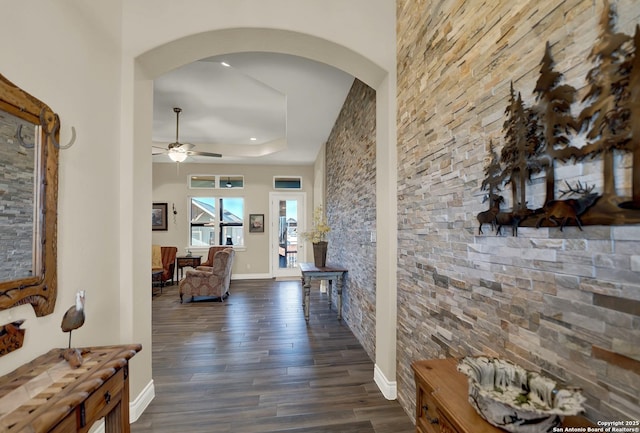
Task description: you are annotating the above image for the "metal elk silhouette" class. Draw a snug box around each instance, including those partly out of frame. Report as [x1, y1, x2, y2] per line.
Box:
[496, 206, 533, 237]
[535, 182, 600, 231]
[477, 194, 504, 235]
[476, 1, 640, 235]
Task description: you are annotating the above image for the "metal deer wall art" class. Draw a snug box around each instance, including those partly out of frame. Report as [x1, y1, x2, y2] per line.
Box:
[477, 0, 640, 235]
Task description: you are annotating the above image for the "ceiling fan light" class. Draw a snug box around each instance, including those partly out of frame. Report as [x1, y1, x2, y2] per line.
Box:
[168, 148, 188, 163]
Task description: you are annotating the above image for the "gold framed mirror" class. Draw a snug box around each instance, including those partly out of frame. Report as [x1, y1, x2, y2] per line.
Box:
[0, 73, 58, 317]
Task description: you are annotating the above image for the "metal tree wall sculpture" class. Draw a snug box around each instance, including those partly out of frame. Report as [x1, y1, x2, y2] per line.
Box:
[477, 0, 640, 235]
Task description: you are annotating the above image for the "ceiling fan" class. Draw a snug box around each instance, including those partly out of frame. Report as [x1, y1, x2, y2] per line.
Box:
[153, 107, 222, 162]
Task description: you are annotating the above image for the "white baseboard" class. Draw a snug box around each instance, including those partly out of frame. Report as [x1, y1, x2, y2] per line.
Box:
[374, 364, 397, 400]
[232, 273, 272, 280]
[130, 379, 155, 422]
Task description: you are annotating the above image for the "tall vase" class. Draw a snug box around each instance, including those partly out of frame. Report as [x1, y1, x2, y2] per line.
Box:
[312, 241, 328, 267]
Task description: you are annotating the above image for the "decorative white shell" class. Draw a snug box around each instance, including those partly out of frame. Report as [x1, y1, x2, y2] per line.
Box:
[457, 356, 586, 433]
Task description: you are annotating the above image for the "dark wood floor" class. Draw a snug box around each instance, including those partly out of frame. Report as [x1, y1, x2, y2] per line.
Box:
[132, 278, 415, 433]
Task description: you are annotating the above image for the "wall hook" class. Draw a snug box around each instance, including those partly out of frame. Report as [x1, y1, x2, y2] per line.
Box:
[51, 123, 77, 149]
[15, 124, 34, 148]
[40, 110, 76, 149]
[15, 109, 77, 149]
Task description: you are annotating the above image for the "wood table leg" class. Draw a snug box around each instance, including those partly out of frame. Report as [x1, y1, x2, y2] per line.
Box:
[337, 275, 343, 320]
[328, 279, 332, 308]
[303, 277, 311, 322]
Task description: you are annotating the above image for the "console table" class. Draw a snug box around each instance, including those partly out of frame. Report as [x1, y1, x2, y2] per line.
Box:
[0, 344, 141, 433]
[412, 358, 594, 433]
[176, 255, 202, 280]
[299, 263, 347, 322]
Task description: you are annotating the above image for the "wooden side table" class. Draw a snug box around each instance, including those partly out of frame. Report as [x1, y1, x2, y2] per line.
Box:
[176, 255, 202, 280]
[0, 344, 141, 433]
[299, 263, 348, 322]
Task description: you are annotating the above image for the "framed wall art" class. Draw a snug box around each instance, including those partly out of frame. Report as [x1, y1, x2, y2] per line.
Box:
[249, 214, 264, 233]
[152, 203, 168, 231]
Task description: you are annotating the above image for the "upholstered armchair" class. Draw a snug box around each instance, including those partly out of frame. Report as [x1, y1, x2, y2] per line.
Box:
[179, 248, 234, 302]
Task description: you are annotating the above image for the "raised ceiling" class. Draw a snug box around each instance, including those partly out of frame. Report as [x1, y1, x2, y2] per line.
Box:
[152, 52, 355, 165]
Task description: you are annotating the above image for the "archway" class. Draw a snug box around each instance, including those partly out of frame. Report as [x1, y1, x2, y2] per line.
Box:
[126, 27, 398, 410]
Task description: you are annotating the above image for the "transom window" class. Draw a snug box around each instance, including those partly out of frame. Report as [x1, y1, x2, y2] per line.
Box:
[189, 174, 244, 189]
[189, 197, 244, 247]
[273, 176, 302, 189]
[189, 175, 216, 189]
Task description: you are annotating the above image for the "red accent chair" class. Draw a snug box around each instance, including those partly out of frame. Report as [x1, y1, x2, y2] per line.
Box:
[199, 246, 231, 268]
[158, 246, 177, 286]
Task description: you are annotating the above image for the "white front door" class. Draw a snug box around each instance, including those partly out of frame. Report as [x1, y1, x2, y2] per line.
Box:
[270, 192, 306, 278]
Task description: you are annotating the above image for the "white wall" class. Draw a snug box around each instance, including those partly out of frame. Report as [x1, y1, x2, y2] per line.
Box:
[0, 0, 397, 415]
[0, 1, 124, 371]
[152, 162, 314, 275]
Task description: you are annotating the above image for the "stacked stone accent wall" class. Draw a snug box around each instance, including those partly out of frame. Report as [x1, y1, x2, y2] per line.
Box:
[325, 79, 377, 360]
[397, 0, 640, 423]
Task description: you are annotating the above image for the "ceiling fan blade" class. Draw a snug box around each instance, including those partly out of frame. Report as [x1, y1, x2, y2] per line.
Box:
[152, 146, 169, 155]
[187, 150, 222, 158]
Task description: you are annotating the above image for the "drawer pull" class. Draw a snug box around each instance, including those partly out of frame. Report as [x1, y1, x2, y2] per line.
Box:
[421, 404, 439, 424]
[104, 391, 111, 404]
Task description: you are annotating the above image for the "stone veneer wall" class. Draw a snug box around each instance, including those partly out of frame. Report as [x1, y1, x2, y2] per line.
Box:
[325, 79, 377, 360]
[396, 0, 640, 423]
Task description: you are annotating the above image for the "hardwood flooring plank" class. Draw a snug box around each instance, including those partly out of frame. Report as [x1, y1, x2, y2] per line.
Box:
[131, 279, 414, 433]
[259, 421, 375, 433]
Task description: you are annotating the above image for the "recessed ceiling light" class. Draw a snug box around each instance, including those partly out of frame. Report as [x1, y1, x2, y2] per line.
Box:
[221, 62, 230, 67]
[250, 137, 257, 141]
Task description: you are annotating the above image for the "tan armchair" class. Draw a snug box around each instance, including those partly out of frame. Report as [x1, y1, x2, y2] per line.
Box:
[179, 248, 234, 302]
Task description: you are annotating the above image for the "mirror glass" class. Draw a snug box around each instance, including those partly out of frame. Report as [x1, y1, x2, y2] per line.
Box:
[0, 73, 58, 317]
[0, 111, 39, 281]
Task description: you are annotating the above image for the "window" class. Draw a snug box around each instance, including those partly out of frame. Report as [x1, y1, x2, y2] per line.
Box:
[189, 175, 216, 189]
[222, 175, 244, 189]
[189, 197, 244, 247]
[189, 174, 244, 189]
[274, 176, 302, 189]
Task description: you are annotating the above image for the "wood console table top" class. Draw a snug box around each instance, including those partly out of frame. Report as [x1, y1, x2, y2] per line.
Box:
[411, 358, 594, 433]
[0, 344, 141, 433]
[298, 263, 348, 274]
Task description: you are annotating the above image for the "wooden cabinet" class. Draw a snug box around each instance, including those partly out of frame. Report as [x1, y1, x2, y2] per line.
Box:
[412, 358, 594, 433]
[0, 344, 141, 433]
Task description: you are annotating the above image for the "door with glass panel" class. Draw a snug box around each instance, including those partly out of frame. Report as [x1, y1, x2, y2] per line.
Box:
[270, 192, 305, 278]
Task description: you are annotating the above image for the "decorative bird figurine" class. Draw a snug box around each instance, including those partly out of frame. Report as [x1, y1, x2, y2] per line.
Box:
[61, 290, 85, 368]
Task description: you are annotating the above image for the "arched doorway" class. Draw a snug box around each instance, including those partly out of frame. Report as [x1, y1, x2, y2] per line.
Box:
[126, 27, 398, 411]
